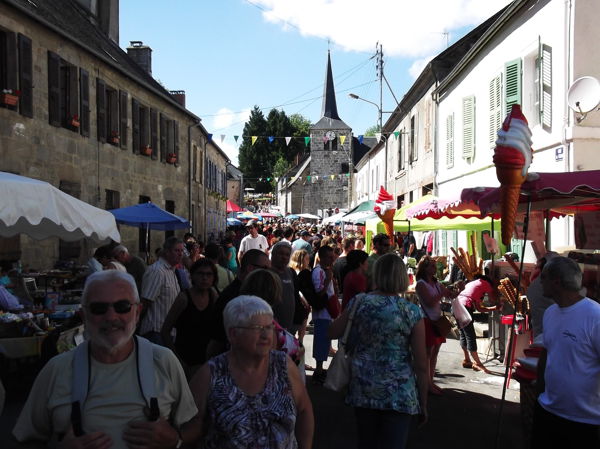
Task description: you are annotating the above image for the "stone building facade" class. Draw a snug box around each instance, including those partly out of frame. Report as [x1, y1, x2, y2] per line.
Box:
[0, 0, 228, 267]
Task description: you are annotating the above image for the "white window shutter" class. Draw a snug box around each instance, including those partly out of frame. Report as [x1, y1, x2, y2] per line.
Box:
[489, 75, 502, 148]
[445, 114, 454, 168]
[462, 96, 475, 160]
[540, 44, 552, 132]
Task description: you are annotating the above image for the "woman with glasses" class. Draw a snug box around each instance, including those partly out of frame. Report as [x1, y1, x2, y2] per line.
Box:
[190, 295, 314, 449]
[160, 259, 218, 377]
[415, 256, 457, 395]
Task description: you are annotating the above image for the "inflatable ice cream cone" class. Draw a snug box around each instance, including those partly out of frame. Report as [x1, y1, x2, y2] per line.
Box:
[493, 105, 533, 245]
[374, 186, 396, 241]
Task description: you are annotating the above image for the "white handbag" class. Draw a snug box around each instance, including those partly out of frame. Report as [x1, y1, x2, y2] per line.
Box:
[452, 297, 473, 329]
[324, 294, 363, 392]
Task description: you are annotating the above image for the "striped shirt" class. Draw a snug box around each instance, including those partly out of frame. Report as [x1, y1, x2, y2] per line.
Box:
[139, 258, 180, 334]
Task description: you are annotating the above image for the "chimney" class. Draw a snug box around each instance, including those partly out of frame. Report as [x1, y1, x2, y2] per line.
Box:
[127, 41, 152, 75]
[170, 90, 186, 107]
[97, 0, 119, 44]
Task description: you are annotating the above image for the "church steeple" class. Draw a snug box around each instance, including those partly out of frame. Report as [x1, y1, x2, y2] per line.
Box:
[321, 51, 341, 120]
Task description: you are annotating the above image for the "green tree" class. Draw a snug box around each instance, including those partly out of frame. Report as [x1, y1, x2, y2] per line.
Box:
[364, 124, 381, 136]
[239, 108, 311, 193]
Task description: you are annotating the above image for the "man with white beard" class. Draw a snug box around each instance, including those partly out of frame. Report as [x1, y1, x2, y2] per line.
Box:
[13, 270, 199, 449]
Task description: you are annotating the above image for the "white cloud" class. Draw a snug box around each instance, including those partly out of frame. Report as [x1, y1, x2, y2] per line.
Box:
[219, 139, 240, 166]
[408, 56, 432, 80]
[253, 0, 511, 58]
[213, 107, 237, 129]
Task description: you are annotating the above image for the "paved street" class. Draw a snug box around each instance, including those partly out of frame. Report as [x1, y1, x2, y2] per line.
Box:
[1, 335, 524, 449]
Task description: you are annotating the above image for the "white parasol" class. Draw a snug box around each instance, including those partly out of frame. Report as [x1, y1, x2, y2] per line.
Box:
[0, 172, 120, 244]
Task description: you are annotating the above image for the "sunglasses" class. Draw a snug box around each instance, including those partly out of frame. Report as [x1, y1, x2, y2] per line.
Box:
[236, 324, 275, 334]
[87, 300, 137, 315]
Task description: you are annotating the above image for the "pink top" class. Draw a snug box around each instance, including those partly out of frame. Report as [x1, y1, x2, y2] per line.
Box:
[416, 279, 444, 320]
[457, 279, 493, 309]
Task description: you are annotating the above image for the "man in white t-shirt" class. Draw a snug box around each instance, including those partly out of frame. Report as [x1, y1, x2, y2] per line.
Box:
[13, 270, 199, 448]
[238, 220, 269, 261]
[533, 256, 600, 448]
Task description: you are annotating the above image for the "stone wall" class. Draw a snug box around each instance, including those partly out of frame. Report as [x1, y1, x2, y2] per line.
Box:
[0, 5, 226, 267]
[307, 128, 352, 215]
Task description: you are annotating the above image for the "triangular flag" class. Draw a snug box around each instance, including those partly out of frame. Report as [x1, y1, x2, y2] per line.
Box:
[375, 132, 382, 142]
[234, 135, 239, 142]
[251, 136, 258, 146]
[304, 137, 311, 147]
[266, 177, 271, 181]
[345, 173, 350, 177]
[314, 176, 319, 181]
[340, 135, 346, 145]
[285, 137, 292, 146]
[307, 175, 311, 181]
[394, 131, 400, 139]
[220, 134, 225, 143]
[358, 135, 364, 144]
[208, 133, 213, 142]
[259, 178, 263, 182]
[268, 136, 275, 143]
[275, 177, 279, 182]
[330, 175, 335, 180]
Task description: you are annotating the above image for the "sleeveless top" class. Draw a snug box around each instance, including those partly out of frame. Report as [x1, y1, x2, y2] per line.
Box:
[203, 351, 297, 449]
[416, 279, 443, 320]
[174, 290, 214, 366]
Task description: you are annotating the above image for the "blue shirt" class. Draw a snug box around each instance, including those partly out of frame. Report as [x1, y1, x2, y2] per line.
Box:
[346, 293, 424, 414]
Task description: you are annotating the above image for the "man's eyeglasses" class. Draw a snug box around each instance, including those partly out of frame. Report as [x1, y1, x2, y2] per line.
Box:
[236, 324, 275, 334]
[87, 300, 137, 315]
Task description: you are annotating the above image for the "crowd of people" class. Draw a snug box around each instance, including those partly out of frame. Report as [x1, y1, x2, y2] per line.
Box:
[8, 218, 600, 448]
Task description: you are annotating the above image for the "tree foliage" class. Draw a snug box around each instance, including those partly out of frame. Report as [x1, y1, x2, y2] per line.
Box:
[238, 107, 311, 193]
[364, 124, 381, 136]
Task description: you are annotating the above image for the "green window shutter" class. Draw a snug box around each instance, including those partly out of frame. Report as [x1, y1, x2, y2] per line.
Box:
[96, 78, 106, 142]
[540, 44, 552, 132]
[445, 114, 454, 168]
[489, 74, 502, 148]
[47, 51, 61, 127]
[504, 58, 522, 112]
[462, 95, 475, 160]
[119, 90, 128, 148]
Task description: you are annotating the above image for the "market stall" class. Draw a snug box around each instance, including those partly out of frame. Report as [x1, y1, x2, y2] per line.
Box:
[0, 172, 121, 366]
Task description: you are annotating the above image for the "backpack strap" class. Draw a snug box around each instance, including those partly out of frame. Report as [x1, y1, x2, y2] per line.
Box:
[135, 335, 160, 421]
[70, 336, 159, 436]
[71, 341, 90, 436]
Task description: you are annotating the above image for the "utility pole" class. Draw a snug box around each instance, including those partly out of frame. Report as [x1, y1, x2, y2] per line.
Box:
[377, 43, 384, 132]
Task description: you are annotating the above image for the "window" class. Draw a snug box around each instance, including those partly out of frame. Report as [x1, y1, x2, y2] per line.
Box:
[48, 52, 79, 132]
[409, 115, 417, 163]
[445, 114, 454, 168]
[105, 189, 120, 210]
[489, 75, 502, 148]
[159, 114, 178, 163]
[397, 128, 405, 171]
[0, 30, 16, 112]
[106, 86, 119, 145]
[139, 104, 149, 151]
[132, 99, 140, 153]
[462, 96, 475, 160]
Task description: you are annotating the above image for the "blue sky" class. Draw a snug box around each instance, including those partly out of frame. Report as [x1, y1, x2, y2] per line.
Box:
[120, 0, 511, 165]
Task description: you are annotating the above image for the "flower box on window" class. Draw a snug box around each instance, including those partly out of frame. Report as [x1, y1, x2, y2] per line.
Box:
[1, 90, 20, 106]
[141, 146, 153, 156]
[110, 132, 120, 145]
[167, 153, 177, 164]
[70, 114, 80, 128]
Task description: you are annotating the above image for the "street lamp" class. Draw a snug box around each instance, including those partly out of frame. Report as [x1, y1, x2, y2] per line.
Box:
[348, 93, 382, 131]
[348, 93, 394, 190]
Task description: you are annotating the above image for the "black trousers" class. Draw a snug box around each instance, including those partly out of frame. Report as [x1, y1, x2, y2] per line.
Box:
[531, 402, 599, 449]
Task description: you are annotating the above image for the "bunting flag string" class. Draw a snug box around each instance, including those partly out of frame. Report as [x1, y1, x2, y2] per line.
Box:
[204, 133, 380, 146]
[239, 171, 353, 183]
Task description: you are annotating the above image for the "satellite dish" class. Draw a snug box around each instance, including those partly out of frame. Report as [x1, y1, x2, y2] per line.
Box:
[567, 76, 600, 115]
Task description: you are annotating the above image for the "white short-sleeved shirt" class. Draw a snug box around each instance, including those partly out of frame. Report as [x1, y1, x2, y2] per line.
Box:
[239, 234, 269, 254]
[13, 343, 198, 447]
[139, 258, 180, 334]
[539, 297, 600, 425]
